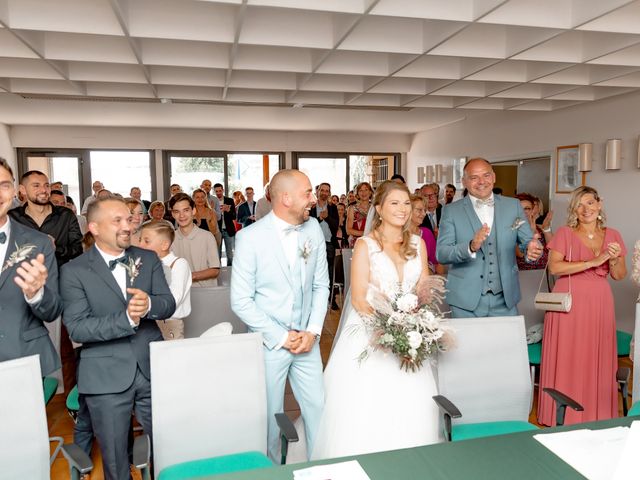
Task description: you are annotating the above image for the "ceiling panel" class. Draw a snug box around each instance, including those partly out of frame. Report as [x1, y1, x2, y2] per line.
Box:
[0, 0, 639, 120]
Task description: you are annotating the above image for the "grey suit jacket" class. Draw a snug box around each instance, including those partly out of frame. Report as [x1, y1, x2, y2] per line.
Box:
[0, 220, 62, 376]
[61, 245, 175, 395]
[436, 195, 533, 311]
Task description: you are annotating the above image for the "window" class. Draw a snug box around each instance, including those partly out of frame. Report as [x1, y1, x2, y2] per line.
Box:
[298, 156, 347, 197]
[90, 151, 152, 201]
[167, 152, 283, 200]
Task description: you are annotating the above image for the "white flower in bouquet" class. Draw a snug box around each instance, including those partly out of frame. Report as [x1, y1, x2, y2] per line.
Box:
[396, 293, 418, 313]
[358, 277, 456, 372]
[407, 331, 423, 349]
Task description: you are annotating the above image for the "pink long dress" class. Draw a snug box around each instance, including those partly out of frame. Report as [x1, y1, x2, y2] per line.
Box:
[537, 226, 626, 426]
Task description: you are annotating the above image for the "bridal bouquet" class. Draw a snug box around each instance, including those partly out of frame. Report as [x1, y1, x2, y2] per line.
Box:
[358, 276, 454, 372]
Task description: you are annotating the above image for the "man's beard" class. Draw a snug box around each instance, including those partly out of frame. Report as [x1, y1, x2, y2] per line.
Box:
[29, 195, 50, 206]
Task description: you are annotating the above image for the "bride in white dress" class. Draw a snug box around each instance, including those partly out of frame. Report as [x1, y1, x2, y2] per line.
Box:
[305, 180, 442, 461]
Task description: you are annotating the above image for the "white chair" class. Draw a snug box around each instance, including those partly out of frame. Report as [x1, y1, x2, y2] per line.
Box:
[0, 355, 91, 480]
[341, 248, 353, 295]
[143, 333, 296, 479]
[433, 315, 581, 441]
[183, 286, 247, 338]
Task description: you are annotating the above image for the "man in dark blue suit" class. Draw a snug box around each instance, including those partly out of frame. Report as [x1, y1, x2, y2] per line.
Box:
[237, 186, 257, 227]
[61, 197, 175, 480]
[0, 158, 62, 376]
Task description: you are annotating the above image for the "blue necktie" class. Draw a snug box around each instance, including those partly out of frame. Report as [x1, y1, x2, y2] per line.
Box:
[0, 232, 6, 244]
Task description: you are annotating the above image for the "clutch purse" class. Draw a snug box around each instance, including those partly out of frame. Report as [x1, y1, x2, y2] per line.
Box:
[533, 245, 572, 313]
[534, 292, 572, 312]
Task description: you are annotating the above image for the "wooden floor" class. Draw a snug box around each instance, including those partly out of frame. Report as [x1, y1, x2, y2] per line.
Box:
[49, 299, 634, 479]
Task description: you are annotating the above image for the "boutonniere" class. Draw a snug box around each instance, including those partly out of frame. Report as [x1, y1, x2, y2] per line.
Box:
[2, 242, 37, 273]
[511, 217, 526, 231]
[121, 257, 143, 285]
[300, 240, 312, 263]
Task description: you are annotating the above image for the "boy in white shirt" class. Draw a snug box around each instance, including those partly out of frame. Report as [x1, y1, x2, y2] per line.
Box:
[139, 220, 192, 339]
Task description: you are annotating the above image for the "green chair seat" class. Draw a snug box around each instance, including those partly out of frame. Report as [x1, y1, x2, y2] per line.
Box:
[43, 376, 58, 405]
[527, 342, 542, 365]
[452, 421, 539, 441]
[158, 451, 273, 480]
[617, 330, 632, 357]
[66, 385, 80, 412]
[628, 402, 640, 417]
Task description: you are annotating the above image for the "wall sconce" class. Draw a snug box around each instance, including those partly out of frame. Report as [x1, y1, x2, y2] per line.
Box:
[578, 143, 592, 172]
[425, 165, 435, 183]
[417, 166, 425, 184]
[605, 139, 621, 170]
[434, 164, 443, 183]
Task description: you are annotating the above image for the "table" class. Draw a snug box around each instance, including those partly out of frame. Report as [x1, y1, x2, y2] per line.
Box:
[211, 417, 634, 480]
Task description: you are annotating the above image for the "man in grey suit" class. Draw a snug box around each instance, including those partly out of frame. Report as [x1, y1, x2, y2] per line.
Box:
[437, 158, 542, 317]
[61, 197, 175, 480]
[0, 158, 62, 375]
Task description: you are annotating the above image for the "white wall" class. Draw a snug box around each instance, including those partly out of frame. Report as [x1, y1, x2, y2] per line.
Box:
[0, 123, 16, 173]
[10, 126, 412, 153]
[408, 90, 640, 332]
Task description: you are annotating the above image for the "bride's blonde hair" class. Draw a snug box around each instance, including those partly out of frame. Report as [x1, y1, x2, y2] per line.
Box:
[370, 180, 416, 260]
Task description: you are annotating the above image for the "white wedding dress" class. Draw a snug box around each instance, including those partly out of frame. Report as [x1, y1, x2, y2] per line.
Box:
[301, 235, 442, 461]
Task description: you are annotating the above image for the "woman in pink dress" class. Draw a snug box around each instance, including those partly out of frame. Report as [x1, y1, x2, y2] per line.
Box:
[346, 182, 372, 248]
[537, 186, 627, 426]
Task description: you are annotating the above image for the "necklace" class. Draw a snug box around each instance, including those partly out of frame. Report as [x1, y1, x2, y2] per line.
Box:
[586, 233, 594, 240]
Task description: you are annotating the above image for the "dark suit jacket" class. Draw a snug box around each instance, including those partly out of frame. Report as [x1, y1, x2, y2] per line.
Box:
[237, 201, 257, 227]
[420, 203, 442, 235]
[310, 202, 339, 248]
[218, 196, 237, 236]
[60, 246, 175, 395]
[0, 220, 62, 376]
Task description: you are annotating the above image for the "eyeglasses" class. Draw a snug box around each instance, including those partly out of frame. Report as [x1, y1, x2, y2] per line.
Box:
[424, 194, 437, 199]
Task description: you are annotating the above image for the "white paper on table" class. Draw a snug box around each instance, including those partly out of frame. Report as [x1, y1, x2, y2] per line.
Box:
[533, 426, 629, 480]
[293, 460, 371, 480]
[612, 421, 640, 479]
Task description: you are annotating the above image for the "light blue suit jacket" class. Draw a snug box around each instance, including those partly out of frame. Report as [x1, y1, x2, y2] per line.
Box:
[436, 195, 533, 311]
[231, 212, 330, 349]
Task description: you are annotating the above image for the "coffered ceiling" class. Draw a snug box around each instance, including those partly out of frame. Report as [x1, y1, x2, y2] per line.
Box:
[1, 0, 640, 131]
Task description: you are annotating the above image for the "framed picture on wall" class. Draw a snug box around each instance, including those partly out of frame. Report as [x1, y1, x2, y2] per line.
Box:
[453, 157, 466, 189]
[555, 145, 585, 193]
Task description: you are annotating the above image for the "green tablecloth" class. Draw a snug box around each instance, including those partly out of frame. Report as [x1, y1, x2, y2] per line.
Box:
[211, 417, 634, 480]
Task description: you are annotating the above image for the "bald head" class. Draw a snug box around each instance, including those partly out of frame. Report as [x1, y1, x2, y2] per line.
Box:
[269, 169, 307, 203]
[270, 169, 315, 224]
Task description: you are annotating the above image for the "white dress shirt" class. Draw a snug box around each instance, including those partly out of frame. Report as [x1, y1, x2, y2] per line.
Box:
[94, 245, 147, 326]
[272, 214, 321, 349]
[469, 193, 494, 230]
[467, 193, 494, 258]
[161, 252, 192, 319]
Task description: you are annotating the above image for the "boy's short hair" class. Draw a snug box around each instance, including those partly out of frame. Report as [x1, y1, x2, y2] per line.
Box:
[139, 220, 175, 244]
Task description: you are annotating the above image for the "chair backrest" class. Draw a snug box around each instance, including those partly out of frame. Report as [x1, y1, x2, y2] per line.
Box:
[517, 269, 547, 330]
[633, 303, 640, 403]
[437, 316, 532, 425]
[183, 286, 247, 338]
[217, 267, 232, 287]
[0, 355, 50, 480]
[341, 248, 353, 293]
[151, 333, 267, 475]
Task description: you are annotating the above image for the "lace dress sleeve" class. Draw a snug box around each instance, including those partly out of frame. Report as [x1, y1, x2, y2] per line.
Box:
[631, 239, 640, 286]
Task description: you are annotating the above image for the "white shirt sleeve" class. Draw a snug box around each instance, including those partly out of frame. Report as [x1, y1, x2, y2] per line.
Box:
[169, 258, 192, 319]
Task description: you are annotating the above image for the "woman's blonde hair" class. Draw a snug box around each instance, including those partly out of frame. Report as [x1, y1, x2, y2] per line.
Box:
[370, 180, 416, 260]
[567, 185, 606, 229]
[192, 188, 212, 210]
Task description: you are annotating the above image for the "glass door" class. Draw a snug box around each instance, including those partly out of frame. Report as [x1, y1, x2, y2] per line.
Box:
[24, 154, 82, 208]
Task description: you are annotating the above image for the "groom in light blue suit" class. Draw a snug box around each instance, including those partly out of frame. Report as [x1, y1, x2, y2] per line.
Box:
[231, 169, 329, 462]
[437, 158, 542, 317]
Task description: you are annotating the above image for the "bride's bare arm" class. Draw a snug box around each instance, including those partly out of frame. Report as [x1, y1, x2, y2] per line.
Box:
[350, 239, 373, 315]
